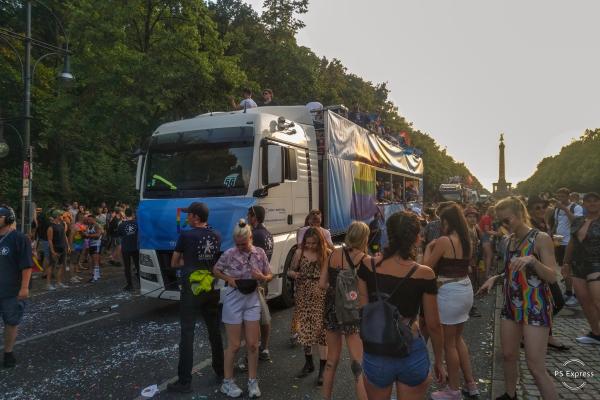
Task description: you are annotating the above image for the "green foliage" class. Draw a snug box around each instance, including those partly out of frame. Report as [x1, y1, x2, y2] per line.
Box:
[1, 0, 483, 210]
[516, 129, 600, 196]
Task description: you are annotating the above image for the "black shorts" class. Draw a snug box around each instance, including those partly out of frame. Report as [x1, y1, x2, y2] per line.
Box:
[88, 243, 102, 255]
[572, 261, 600, 280]
[51, 249, 66, 267]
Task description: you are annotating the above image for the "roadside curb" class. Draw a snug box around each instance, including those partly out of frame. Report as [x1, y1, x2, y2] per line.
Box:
[491, 287, 505, 399]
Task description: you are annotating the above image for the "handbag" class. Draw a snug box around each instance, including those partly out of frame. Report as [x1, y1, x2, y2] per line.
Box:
[549, 281, 564, 316]
[235, 279, 258, 294]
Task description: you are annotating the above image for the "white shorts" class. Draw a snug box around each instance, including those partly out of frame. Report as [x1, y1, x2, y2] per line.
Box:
[222, 286, 261, 325]
[437, 277, 473, 325]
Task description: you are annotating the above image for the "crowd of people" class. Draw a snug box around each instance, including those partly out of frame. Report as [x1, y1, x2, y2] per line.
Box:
[229, 89, 414, 150]
[28, 201, 139, 291]
[1, 185, 599, 400]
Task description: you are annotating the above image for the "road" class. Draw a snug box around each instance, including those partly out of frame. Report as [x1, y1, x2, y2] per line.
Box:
[0, 265, 496, 400]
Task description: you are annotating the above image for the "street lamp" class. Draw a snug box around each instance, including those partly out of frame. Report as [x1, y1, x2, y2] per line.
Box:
[0, 0, 74, 233]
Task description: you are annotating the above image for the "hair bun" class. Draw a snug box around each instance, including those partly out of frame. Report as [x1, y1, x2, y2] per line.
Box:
[238, 218, 247, 228]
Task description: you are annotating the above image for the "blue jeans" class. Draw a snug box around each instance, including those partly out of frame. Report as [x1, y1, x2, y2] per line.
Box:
[363, 336, 430, 388]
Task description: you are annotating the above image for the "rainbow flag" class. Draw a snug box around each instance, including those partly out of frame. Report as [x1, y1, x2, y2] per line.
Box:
[351, 162, 378, 221]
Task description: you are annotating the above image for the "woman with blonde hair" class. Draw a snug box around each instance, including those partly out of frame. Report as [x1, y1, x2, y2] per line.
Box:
[477, 197, 558, 400]
[213, 219, 273, 398]
[319, 221, 370, 400]
[289, 227, 330, 385]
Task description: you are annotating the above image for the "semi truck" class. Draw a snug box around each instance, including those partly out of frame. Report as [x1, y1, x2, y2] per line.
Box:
[438, 183, 479, 204]
[135, 106, 424, 305]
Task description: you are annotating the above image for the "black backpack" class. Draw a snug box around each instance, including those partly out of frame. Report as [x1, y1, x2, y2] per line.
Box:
[360, 259, 417, 358]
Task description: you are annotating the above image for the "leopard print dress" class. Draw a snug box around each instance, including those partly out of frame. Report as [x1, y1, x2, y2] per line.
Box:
[292, 255, 327, 346]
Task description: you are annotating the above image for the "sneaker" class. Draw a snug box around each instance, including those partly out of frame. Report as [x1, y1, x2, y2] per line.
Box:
[87, 277, 99, 283]
[248, 378, 261, 398]
[565, 295, 579, 307]
[70, 276, 82, 284]
[237, 356, 247, 371]
[57, 283, 68, 289]
[461, 381, 480, 397]
[3, 352, 16, 368]
[258, 349, 271, 361]
[220, 379, 243, 398]
[46, 284, 56, 291]
[431, 387, 462, 400]
[575, 332, 600, 345]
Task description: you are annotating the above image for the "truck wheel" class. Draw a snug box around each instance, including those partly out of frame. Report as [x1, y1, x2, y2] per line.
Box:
[274, 246, 296, 309]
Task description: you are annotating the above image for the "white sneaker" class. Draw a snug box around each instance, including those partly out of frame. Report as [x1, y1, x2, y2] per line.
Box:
[57, 283, 68, 289]
[576, 332, 600, 345]
[220, 379, 243, 398]
[248, 378, 261, 398]
[565, 296, 579, 307]
[46, 284, 56, 291]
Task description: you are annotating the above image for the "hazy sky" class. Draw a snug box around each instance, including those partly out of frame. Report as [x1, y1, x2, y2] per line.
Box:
[245, 0, 600, 190]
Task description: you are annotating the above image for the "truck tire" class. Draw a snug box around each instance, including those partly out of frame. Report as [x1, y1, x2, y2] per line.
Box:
[274, 246, 297, 309]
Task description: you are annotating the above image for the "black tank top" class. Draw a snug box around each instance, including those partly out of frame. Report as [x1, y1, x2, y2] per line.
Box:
[436, 236, 470, 278]
[51, 222, 66, 249]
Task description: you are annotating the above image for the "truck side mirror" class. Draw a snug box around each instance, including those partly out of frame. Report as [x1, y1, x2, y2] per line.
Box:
[264, 144, 284, 186]
[135, 154, 144, 190]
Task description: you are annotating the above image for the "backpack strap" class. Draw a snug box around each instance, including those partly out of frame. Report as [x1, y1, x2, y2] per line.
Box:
[342, 246, 362, 270]
[388, 264, 418, 299]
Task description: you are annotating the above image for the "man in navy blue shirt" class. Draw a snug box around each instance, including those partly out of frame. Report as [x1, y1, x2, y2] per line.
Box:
[167, 202, 224, 393]
[0, 204, 33, 368]
[247, 205, 274, 361]
[118, 208, 139, 291]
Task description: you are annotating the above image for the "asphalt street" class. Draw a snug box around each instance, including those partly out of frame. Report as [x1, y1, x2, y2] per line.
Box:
[0, 266, 496, 400]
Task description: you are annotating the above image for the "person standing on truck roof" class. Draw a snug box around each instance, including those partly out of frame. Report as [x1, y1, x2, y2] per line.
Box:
[259, 89, 277, 106]
[247, 206, 274, 362]
[167, 202, 224, 394]
[297, 210, 334, 250]
[230, 88, 257, 110]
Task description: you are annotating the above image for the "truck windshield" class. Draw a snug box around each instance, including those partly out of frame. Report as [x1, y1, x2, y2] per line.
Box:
[144, 126, 254, 198]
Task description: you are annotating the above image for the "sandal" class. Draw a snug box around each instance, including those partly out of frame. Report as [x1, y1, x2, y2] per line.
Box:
[548, 342, 570, 351]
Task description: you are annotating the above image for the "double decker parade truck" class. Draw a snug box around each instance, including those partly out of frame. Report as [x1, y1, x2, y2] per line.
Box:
[135, 105, 424, 305]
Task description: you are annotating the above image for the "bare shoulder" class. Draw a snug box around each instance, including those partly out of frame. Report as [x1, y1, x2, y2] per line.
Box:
[414, 263, 436, 279]
[534, 231, 553, 247]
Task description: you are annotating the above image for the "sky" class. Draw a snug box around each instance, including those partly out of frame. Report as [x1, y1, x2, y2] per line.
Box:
[244, 0, 600, 190]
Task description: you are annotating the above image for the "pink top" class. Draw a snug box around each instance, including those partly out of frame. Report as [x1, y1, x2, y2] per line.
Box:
[214, 246, 270, 279]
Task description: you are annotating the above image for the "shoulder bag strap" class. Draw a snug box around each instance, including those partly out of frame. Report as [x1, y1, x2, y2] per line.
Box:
[388, 264, 419, 299]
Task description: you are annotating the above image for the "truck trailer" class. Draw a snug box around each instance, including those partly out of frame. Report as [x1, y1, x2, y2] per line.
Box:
[135, 106, 423, 305]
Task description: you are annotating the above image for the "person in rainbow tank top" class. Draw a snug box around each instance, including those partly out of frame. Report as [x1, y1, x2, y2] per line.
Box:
[477, 197, 559, 400]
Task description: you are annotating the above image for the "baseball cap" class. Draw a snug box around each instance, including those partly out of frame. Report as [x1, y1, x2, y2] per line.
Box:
[51, 209, 62, 218]
[583, 192, 600, 201]
[248, 205, 266, 222]
[182, 202, 209, 221]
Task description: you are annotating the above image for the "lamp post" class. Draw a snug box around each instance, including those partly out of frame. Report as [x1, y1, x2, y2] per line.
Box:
[0, 0, 74, 233]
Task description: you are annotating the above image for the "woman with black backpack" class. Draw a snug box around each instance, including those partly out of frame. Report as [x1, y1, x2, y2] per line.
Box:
[318, 221, 370, 400]
[357, 212, 445, 400]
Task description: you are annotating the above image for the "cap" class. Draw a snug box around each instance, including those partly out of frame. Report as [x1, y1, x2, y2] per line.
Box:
[51, 209, 62, 218]
[527, 195, 549, 209]
[182, 202, 209, 221]
[583, 192, 600, 201]
[248, 205, 266, 222]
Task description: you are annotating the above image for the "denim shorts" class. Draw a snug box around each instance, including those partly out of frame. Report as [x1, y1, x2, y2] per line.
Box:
[363, 336, 430, 388]
[0, 297, 26, 326]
